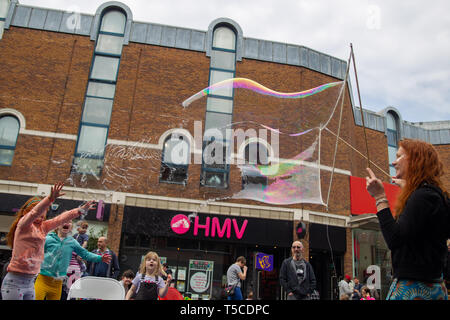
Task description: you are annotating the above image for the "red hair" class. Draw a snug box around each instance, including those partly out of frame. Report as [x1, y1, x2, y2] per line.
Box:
[394, 139, 447, 219]
[6, 196, 43, 248]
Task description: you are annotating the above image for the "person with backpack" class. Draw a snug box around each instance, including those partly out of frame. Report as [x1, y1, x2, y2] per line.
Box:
[366, 139, 449, 300]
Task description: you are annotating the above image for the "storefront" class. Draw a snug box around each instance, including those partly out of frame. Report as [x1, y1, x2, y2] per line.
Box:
[118, 206, 293, 300]
[349, 176, 397, 299]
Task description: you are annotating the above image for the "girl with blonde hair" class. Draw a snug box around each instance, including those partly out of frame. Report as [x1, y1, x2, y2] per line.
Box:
[366, 139, 449, 300]
[126, 251, 172, 300]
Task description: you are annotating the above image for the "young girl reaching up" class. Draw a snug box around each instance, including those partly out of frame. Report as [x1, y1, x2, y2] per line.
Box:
[1, 182, 97, 300]
[126, 251, 172, 300]
[35, 220, 111, 300]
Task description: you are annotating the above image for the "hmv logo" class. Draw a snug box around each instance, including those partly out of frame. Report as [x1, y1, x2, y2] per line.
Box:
[170, 214, 248, 240]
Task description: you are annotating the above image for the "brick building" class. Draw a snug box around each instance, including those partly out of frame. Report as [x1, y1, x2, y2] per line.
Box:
[0, 1, 448, 299]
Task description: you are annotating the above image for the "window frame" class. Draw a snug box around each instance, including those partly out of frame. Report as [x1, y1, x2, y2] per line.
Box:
[159, 134, 190, 185]
[0, 115, 20, 166]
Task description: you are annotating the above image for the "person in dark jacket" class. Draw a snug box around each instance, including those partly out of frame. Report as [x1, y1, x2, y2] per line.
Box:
[366, 139, 449, 300]
[280, 240, 316, 300]
[87, 237, 120, 279]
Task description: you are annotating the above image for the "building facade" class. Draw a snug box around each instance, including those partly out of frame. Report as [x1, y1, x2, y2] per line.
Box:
[0, 0, 449, 300]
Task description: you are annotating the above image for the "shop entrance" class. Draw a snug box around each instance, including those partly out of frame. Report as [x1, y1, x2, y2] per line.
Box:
[309, 249, 343, 300]
[251, 246, 289, 300]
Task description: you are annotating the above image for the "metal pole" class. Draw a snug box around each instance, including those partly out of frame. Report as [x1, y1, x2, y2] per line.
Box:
[350, 43, 371, 168]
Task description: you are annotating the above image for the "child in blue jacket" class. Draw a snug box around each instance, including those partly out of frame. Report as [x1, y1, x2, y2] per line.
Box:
[34, 219, 111, 300]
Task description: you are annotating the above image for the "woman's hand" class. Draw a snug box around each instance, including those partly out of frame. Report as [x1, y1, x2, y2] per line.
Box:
[366, 168, 386, 200]
[49, 182, 65, 202]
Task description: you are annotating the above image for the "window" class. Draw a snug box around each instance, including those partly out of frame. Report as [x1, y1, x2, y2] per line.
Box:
[0, 0, 10, 39]
[160, 134, 190, 185]
[0, 115, 19, 166]
[386, 112, 398, 177]
[201, 26, 237, 188]
[73, 8, 126, 175]
[242, 143, 269, 188]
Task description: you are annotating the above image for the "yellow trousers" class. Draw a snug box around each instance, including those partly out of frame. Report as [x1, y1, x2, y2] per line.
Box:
[34, 274, 63, 300]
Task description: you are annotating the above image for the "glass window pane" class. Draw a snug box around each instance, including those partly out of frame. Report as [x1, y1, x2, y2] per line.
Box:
[91, 55, 119, 81]
[204, 112, 232, 141]
[100, 10, 126, 34]
[387, 129, 397, 146]
[82, 97, 113, 125]
[0, 149, 14, 166]
[0, 116, 19, 147]
[213, 27, 236, 50]
[389, 165, 396, 177]
[160, 163, 188, 184]
[96, 34, 123, 55]
[201, 171, 227, 188]
[163, 135, 190, 165]
[210, 70, 234, 97]
[206, 97, 233, 113]
[388, 145, 397, 163]
[0, 0, 9, 18]
[87, 81, 116, 99]
[386, 113, 396, 130]
[72, 156, 103, 175]
[211, 50, 235, 70]
[76, 125, 108, 156]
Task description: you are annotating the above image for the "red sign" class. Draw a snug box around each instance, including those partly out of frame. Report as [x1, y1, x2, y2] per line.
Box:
[350, 176, 400, 215]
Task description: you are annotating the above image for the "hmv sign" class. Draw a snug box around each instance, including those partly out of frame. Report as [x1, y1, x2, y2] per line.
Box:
[171, 214, 248, 240]
[123, 207, 293, 247]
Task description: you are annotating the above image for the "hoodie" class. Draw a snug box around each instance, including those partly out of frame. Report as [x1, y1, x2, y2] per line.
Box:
[40, 232, 102, 278]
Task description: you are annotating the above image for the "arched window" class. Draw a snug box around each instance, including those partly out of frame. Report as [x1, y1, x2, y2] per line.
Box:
[160, 134, 190, 185]
[201, 25, 237, 188]
[0, 115, 19, 166]
[73, 8, 126, 175]
[386, 112, 399, 177]
[242, 142, 269, 188]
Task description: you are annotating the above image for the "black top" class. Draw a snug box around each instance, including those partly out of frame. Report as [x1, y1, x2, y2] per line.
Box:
[377, 183, 449, 282]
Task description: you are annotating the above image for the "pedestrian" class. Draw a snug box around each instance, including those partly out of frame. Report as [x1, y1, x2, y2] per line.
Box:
[35, 219, 111, 300]
[87, 236, 120, 279]
[280, 241, 317, 300]
[366, 139, 449, 300]
[0, 182, 92, 300]
[351, 277, 363, 300]
[226, 256, 248, 300]
[161, 263, 173, 281]
[338, 275, 353, 300]
[360, 286, 375, 300]
[120, 269, 135, 296]
[72, 220, 89, 276]
[125, 251, 172, 300]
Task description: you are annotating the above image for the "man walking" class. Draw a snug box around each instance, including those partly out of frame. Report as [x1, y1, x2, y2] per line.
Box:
[280, 241, 316, 300]
[226, 256, 248, 300]
[87, 237, 120, 279]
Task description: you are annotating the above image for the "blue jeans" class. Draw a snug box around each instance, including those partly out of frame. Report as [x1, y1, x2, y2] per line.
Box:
[227, 286, 243, 300]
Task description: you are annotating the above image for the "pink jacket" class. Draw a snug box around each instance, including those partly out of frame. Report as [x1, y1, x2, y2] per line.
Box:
[7, 196, 81, 275]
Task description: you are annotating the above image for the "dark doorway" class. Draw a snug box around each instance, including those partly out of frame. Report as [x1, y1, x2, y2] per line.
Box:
[309, 249, 343, 300]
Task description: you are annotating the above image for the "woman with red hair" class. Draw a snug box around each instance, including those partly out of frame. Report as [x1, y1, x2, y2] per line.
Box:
[0, 182, 96, 300]
[366, 139, 449, 300]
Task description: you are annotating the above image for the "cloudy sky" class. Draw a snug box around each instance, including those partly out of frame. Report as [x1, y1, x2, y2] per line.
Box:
[19, 0, 450, 123]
